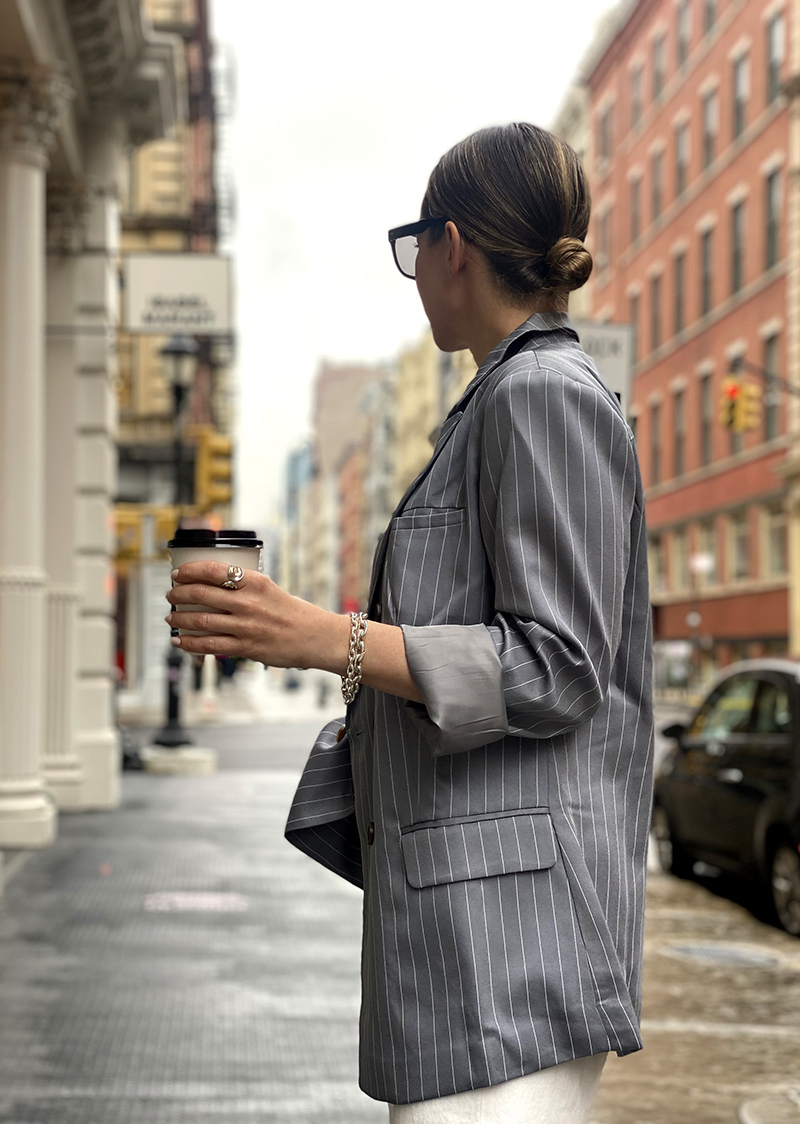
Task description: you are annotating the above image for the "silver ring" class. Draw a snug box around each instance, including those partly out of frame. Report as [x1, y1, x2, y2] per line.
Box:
[220, 564, 244, 590]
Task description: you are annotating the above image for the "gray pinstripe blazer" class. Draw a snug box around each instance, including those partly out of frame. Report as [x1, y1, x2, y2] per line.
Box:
[285, 313, 654, 1106]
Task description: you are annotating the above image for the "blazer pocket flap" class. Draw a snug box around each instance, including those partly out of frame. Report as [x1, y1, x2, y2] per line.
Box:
[400, 809, 556, 889]
[393, 507, 465, 531]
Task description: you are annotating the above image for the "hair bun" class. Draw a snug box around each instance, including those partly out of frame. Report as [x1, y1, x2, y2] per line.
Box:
[544, 237, 593, 291]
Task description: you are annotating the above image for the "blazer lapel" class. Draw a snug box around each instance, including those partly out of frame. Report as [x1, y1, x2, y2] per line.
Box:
[367, 410, 463, 615]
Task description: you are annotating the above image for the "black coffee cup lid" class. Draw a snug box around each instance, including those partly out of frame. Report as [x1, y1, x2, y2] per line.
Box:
[217, 529, 263, 547]
[168, 528, 217, 549]
[167, 528, 263, 549]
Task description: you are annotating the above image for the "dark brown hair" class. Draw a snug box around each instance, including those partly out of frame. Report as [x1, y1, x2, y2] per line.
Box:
[422, 123, 593, 301]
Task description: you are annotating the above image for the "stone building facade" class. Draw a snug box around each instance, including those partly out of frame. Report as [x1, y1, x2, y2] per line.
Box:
[0, 0, 182, 872]
[113, 0, 234, 709]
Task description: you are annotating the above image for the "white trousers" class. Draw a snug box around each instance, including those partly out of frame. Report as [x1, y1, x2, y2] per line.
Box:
[387, 1053, 608, 1124]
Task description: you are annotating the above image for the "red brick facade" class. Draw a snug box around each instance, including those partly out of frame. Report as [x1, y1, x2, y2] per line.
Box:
[586, 0, 793, 675]
[338, 442, 368, 614]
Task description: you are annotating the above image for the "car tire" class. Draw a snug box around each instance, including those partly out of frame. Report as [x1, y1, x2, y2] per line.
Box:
[651, 804, 692, 877]
[770, 844, 800, 937]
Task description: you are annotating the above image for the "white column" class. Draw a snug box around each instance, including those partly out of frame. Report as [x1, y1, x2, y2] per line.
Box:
[73, 119, 127, 810]
[42, 182, 92, 808]
[0, 63, 69, 849]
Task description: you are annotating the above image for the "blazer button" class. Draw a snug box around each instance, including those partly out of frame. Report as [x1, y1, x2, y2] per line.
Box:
[375, 601, 383, 618]
[336, 725, 346, 743]
[367, 821, 375, 845]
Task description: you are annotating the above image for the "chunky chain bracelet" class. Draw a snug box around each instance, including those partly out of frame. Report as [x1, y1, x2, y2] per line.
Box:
[341, 611, 369, 705]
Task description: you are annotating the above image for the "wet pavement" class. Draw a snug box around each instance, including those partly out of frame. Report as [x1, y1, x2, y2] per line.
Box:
[592, 870, 798, 1124]
[1, 713, 797, 1124]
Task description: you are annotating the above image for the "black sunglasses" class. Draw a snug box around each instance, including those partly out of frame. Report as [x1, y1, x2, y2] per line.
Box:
[388, 217, 449, 279]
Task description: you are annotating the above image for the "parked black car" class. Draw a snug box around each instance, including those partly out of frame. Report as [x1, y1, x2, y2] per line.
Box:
[652, 659, 800, 935]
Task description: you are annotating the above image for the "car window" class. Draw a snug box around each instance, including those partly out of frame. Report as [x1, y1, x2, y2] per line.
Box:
[689, 676, 758, 739]
[752, 680, 793, 735]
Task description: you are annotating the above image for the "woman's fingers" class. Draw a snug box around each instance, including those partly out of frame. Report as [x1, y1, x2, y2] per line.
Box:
[167, 610, 240, 634]
[171, 560, 257, 589]
[170, 631, 244, 657]
[167, 583, 245, 611]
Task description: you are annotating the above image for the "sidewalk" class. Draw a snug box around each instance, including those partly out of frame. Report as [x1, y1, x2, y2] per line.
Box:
[2, 713, 796, 1123]
[119, 662, 345, 732]
[0, 721, 384, 1124]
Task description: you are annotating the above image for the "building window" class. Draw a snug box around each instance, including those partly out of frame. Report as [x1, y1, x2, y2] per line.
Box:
[702, 89, 718, 168]
[732, 54, 749, 139]
[764, 334, 781, 439]
[649, 533, 668, 593]
[650, 274, 662, 351]
[764, 504, 787, 576]
[729, 510, 750, 581]
[597, 103, 614, 164]
[767, 13, 785, 104]
[629, 291, 640, 363]
[650, 400, 662, 485]
[703, 0, 716, 34]
[699, 372, 713, 466]
[675, 121, 690, 196]
[631, 66, 644, 129]
[652, 35, 666, 100]
[677, 0, 691, 67]
[673, 388, 686, 476]
[651, 149, 664, 221]
[700, 228, 713, 315]
[630, 176, 641, 242]
[765, 170, 780, 268]
[597, 208, 612, 271]
[731, 200, 745, 294]
[673, 251, 686, 333]
[697, 519, 717, 585]
[672, 526, 690, 591]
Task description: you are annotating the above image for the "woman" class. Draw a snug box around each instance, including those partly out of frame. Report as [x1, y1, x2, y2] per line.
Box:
[166, 123, 654, 1123]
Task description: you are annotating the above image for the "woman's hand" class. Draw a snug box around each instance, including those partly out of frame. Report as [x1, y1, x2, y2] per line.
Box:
[165, 561, 350, 672]
[165, 560, 425, 704]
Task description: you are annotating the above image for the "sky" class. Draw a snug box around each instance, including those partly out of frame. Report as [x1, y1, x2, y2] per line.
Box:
[210, 0, 615, 530]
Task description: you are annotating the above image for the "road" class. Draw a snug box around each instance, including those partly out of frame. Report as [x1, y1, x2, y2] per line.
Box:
[0, 700, 796, 1124]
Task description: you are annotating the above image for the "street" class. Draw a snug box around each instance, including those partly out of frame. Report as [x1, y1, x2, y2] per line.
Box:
[1, 2, 798, 1121]
[0, 692, 797, 1124]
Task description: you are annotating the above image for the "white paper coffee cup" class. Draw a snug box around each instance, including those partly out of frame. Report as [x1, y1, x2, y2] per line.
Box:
[168, 529, 263, 637]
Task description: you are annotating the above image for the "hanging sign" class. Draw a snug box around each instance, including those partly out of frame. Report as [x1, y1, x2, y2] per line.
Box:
[572, 320, 635, 417]
[123, 254, 232, 334]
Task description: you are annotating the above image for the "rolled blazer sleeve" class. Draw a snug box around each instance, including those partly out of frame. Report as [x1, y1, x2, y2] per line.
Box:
[402, 361, 636, 756]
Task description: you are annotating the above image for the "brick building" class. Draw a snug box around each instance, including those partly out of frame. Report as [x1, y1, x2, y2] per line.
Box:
[584, 0, 797, 680]
[338, 442, 369, 614]
[307, 363, 381, 611]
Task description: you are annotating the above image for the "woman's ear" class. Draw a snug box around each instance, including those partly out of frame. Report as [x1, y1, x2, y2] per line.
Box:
[444, 220, 468, 278]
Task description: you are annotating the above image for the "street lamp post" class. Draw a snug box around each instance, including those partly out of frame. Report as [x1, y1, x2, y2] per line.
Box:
[153, 335, 198, 749]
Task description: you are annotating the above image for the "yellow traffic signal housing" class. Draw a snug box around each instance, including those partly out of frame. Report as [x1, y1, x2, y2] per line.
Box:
[735, 381, 762, 432]
[115, 506, 142, 559]
[191, 425, 233, 510]
[719, 377, 740, 429]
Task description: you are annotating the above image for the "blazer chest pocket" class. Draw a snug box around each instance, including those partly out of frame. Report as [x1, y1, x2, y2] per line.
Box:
[400, 808, 556, 889]
[385, 507, 467, 625]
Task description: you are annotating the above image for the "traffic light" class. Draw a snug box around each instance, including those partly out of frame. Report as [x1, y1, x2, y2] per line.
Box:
[736, 381, 762, 431]
[719, 377, 740, 429]
[191, 425, 233, 510]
